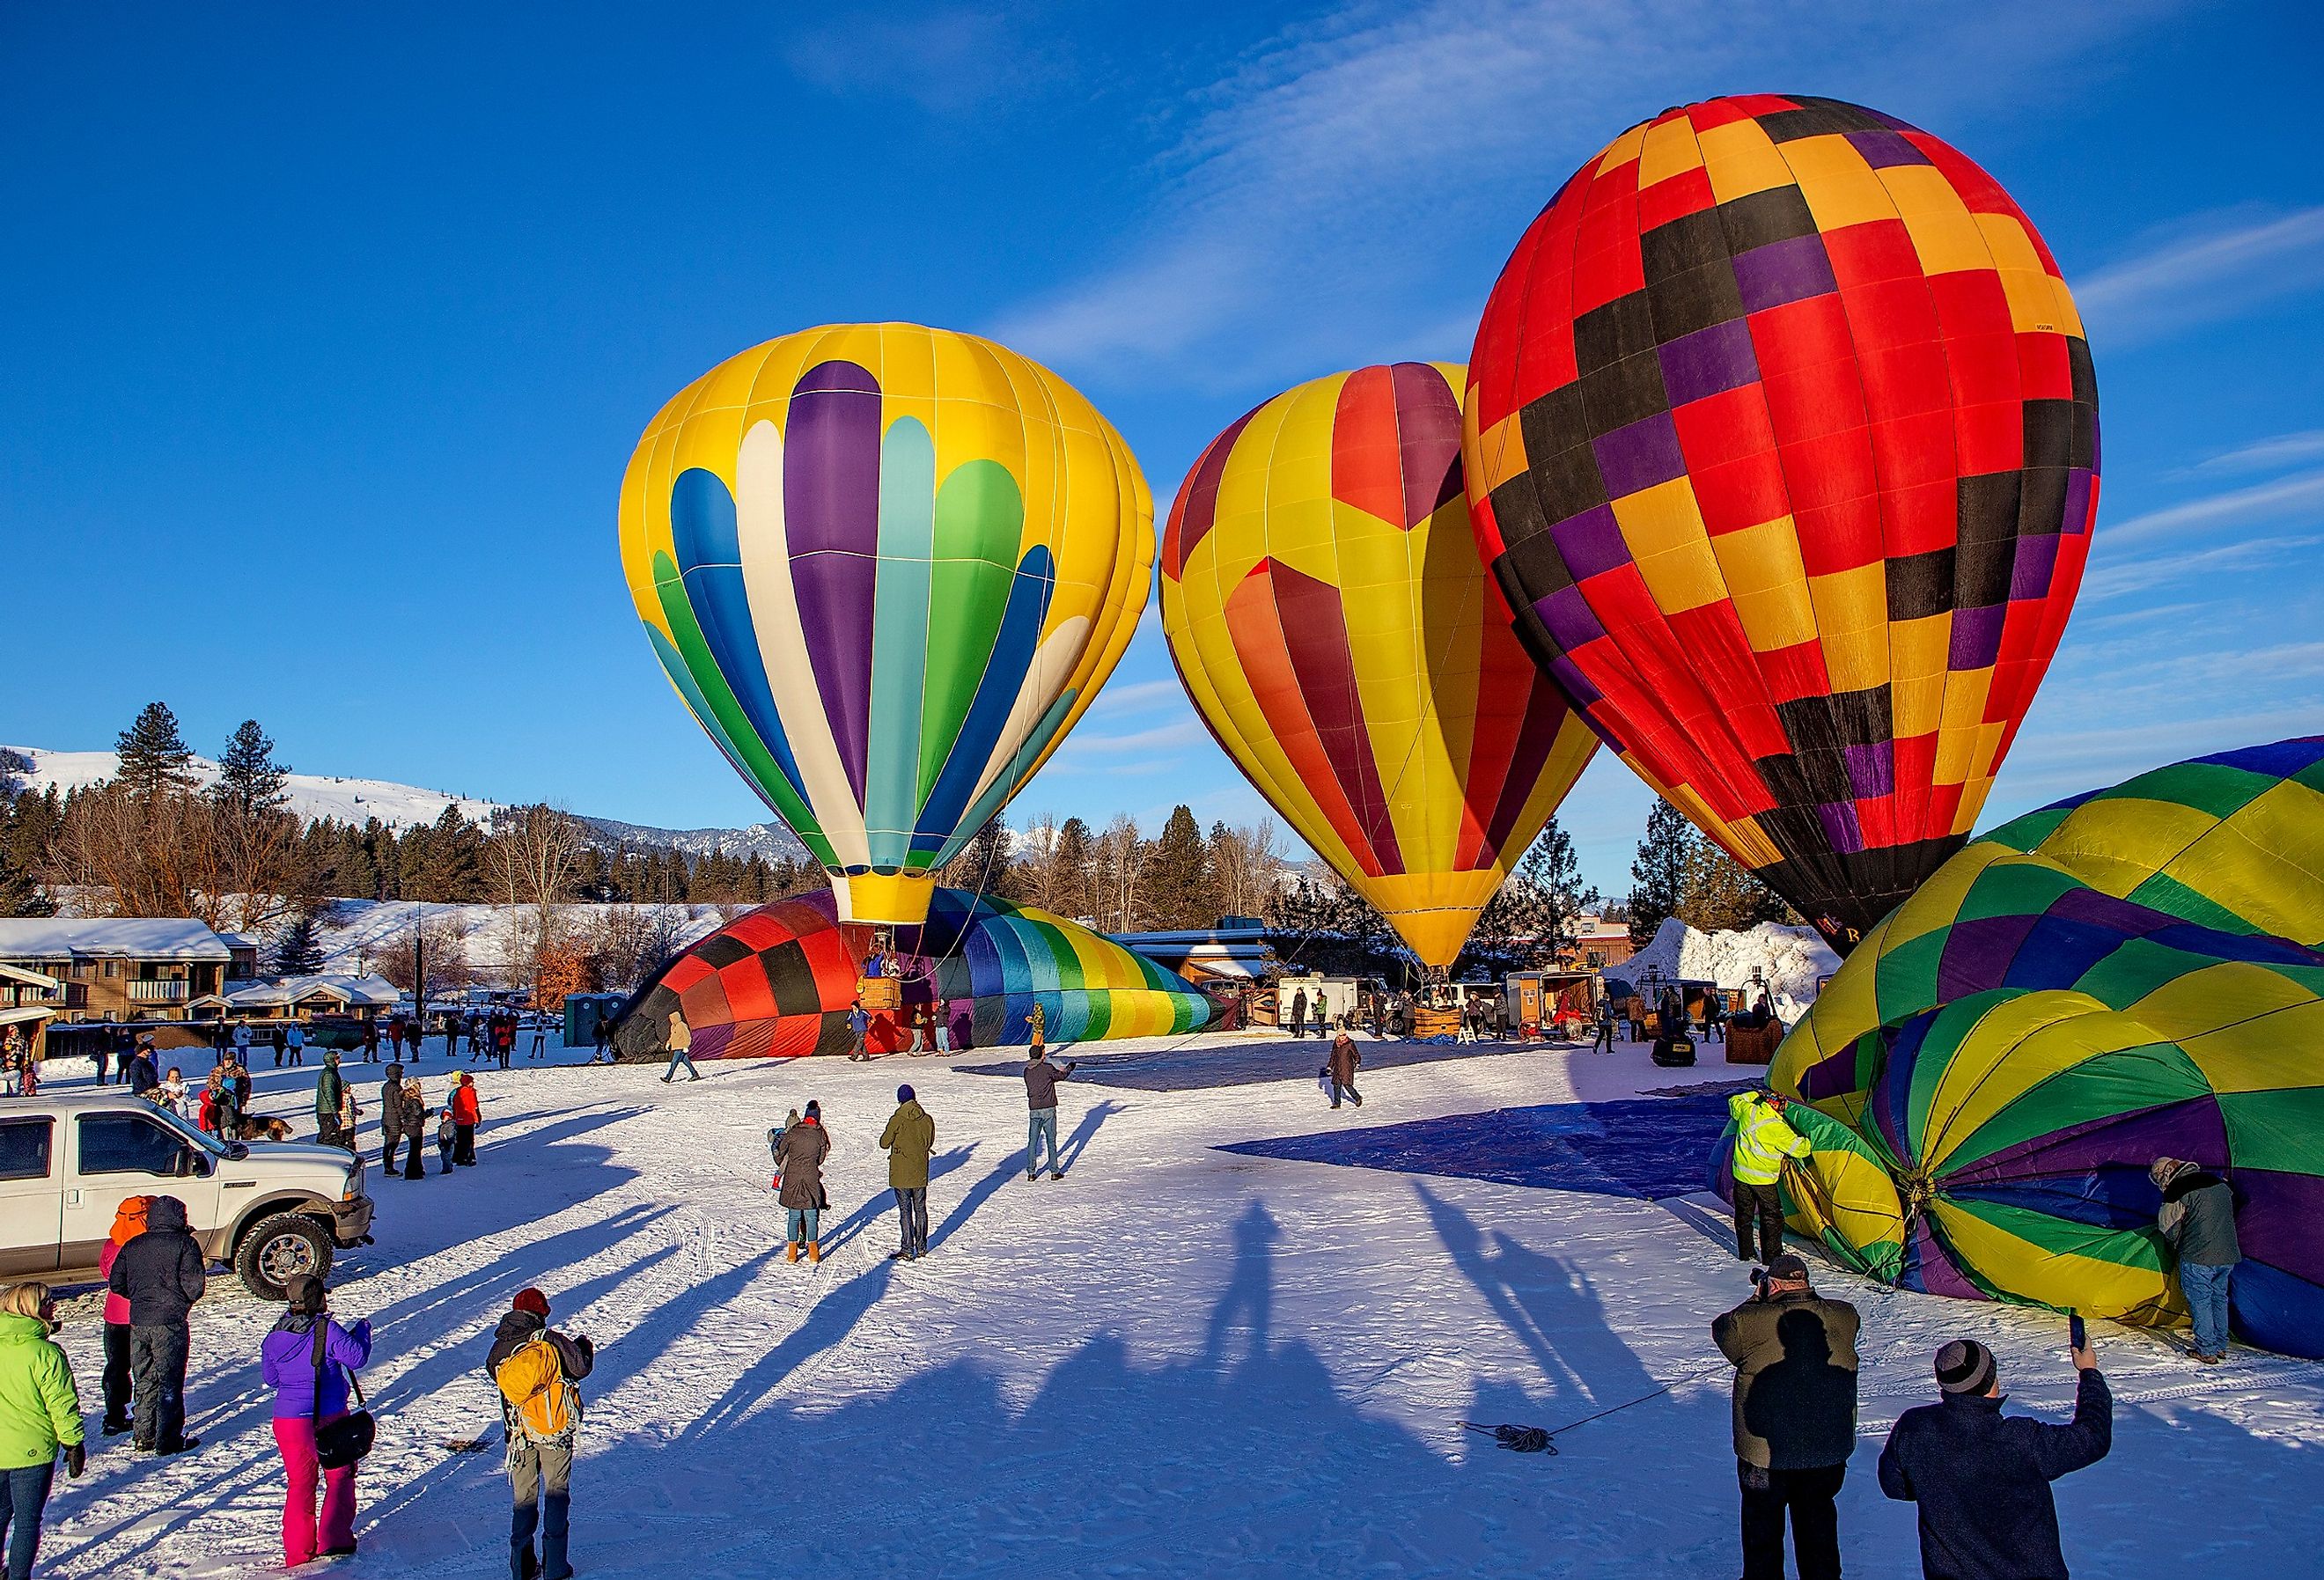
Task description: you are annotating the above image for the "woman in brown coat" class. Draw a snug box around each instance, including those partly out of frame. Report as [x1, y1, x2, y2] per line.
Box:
[775, 1100, 830, 1263]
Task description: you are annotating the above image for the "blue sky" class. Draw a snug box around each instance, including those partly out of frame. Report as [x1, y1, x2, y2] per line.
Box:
[3, 0, 2319, 898]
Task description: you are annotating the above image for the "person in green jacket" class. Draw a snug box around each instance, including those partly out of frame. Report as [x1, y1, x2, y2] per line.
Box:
[315, 1052, 347, 1147]
[1729, 1091, 1810, 1264]
[0, 1282, 85, 1580]
[878, 1085, 936, 1261]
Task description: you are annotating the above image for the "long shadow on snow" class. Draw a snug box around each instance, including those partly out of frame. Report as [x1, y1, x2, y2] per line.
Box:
[1056, 1098, 1122, 1173]
[819, 1144, 977, 1258]
[630, 1196, 1626, 1578]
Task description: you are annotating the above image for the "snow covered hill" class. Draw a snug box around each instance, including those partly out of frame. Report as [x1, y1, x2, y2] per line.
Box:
[5, 745, 505, 832]
[4, 744, 806, 859]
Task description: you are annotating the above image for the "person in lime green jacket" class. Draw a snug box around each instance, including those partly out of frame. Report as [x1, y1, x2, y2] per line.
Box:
[1728, 1091, 1810, 1265]
[0, 1282, 85, 1580]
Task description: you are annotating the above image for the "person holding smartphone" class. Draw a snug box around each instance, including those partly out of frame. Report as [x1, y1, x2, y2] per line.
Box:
[1878, 1326, 2112, 1579]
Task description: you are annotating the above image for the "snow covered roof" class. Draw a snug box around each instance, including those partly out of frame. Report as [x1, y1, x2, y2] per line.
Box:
[224, 974, 401, 1010]
[0, 919, 232, 962]
[216, 933, 262, 952]
[0, 962, 62, 990]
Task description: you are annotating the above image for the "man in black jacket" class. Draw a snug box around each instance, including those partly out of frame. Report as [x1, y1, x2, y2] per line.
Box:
[379, 1061, 408, 1174]
[107, 1193, 206, 1453]
[488, 1287, 594, 1580]
[1878, 1335, 2111, 1580]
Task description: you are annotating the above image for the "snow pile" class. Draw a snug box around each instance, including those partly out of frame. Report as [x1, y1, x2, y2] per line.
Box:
[5, 745, 504, 832]
[1623, 916, 1840, 1022]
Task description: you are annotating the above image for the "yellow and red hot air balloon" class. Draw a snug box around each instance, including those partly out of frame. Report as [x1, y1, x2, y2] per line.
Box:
[1161, 362, 1599, 969]
[1462, 95, 2099, 951]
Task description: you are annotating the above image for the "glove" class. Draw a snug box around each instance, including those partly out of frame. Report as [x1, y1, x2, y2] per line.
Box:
[64, 1443, 84, 1479]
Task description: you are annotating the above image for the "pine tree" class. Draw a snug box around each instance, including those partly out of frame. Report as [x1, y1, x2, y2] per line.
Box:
[1680, 838, 1793, 931]
[212, 719, 289, 819]
[940, 816, 1012, 897]
[0, 752, 51, 917]
[268, 912, 325, 976]
[1141, 805, 1213, 929]
[1629, 798, 1698, 946]
[115, 702, 195, 799]
[1473, 815, 1599, 966]
[1050, 817, 1095, 921]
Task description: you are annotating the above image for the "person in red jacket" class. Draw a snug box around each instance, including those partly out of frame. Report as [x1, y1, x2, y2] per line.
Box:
[452, 1073, 482, 1166]
[94, 1195, 153, 1436]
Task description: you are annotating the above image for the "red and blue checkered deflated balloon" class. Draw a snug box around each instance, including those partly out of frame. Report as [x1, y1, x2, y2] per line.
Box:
[1739, 739, 2324, 1357]
[1464, 96, 2097, 954]
[621, 887, 1210, 1060]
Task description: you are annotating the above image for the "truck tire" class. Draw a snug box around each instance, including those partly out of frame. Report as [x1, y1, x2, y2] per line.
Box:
[234, 1214, 334, 1301]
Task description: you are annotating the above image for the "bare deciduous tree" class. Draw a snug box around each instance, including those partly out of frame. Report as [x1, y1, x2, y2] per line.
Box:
[489, 805, 587, 1002]
[1092, 814, 1145, 933]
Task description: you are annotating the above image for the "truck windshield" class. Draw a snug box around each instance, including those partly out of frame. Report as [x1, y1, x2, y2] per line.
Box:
[145, 1104, 229, 1157]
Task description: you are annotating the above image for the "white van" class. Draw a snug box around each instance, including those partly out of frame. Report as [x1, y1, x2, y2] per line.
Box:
[0, 1093, 375, 1300]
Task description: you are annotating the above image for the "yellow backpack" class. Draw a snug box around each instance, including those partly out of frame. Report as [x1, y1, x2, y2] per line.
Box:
[495, 1338, 580, 1443]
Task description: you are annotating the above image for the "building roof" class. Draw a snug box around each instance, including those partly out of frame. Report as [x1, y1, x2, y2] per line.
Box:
[0, 919, 232, 962]
[0, 962, 63, 991]
[216, 933, 262, 952]
[224, 974, 401, 1010]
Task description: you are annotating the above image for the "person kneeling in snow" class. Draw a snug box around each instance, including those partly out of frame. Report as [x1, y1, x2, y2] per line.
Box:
[489, 1288, 594, 1580]
[1878, 1335, 2110, 1580]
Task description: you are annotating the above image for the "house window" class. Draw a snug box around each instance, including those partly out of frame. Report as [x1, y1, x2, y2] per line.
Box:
[103, 960, 120, 979]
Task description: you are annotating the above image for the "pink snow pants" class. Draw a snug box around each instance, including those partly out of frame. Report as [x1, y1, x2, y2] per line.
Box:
[273, 1415, 357, 1564]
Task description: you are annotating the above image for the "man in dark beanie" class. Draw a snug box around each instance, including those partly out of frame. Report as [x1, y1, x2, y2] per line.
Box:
[107, 1193, 207, 1453]
[1879, 1333, 2111, 1579]
[1711, 1252, 1858, 1580]
[878, 1084, 934, 1261]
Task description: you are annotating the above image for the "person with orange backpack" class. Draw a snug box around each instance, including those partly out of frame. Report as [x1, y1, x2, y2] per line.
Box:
[486, 1288, 592, 1580]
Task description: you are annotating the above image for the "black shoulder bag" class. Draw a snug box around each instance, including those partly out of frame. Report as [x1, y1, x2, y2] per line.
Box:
[312, 1319, 377, 1468]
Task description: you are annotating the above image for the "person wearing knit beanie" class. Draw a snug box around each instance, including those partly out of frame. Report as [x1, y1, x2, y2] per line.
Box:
[1711, 1247, 1860, 1580]
[512, 1288, 550, 1319]
[879, 1084, 935, 1261]
[1879, 1333, 2112, 1580]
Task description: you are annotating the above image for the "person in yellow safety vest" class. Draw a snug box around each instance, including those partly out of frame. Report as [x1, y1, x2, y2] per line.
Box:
[1729, 1091, 1810, 1264]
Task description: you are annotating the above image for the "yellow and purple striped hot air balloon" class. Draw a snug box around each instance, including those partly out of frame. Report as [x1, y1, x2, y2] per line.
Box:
[618, 325, 1151, 928]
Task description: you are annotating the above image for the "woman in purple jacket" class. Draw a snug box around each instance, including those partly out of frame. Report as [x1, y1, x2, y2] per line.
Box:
[260, 1274, 373, 1565]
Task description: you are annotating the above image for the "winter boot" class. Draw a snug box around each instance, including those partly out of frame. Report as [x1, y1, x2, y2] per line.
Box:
[808, 1240, 821, 1263]
[786, 1242, 800, 1263]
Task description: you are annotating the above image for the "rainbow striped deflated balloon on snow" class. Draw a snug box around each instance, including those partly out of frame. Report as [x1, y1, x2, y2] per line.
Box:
[618, 325, 1152, 928]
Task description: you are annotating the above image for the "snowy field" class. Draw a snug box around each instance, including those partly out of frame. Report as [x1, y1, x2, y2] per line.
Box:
[27, 1032, 2324, 1577]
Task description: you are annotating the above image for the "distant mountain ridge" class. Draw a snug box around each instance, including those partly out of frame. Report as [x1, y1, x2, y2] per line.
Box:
[4, 745, 805, 862]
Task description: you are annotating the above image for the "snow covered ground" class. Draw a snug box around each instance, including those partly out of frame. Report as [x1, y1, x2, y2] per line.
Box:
[26, 1032, 2322, 1577]
[1625, 917, 1842, 1022]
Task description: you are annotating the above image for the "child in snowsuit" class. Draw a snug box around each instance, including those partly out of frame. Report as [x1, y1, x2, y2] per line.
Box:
[438, 1107, 457, 1174]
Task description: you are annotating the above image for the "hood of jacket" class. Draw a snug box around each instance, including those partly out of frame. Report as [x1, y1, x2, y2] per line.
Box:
[145, 1195, 189, 1233]
[0, 1313, 48, 1348]
[492, 1309, 547, 1347]
[1729, 1092, 1761, 1124]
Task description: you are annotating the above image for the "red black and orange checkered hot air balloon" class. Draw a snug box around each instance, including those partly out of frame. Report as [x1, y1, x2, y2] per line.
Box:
[1462, 95, 2099, 952]
[1162, 363, 1599, 970]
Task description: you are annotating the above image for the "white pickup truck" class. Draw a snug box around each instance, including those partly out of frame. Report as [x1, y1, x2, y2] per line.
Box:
[0, 1093, 375, 1300]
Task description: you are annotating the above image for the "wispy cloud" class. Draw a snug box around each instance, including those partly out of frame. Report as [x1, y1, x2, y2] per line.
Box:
[2074, 205, 2324, 349]
[2170, 429, 2324, 479]
[992, 0, 2180, 389]
[1086, 678, 1186, 716]
[1049, 718, 1208, 756]
[782, 8, 1051, 113]
[2100, 469, 2324, 547]
[2082, 531, 2320, 600]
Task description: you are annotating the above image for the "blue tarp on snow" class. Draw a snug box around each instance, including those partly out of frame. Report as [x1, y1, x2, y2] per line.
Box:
[1214, 1091, 1737, 1201]
[955, 1035, 1525, 1092]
